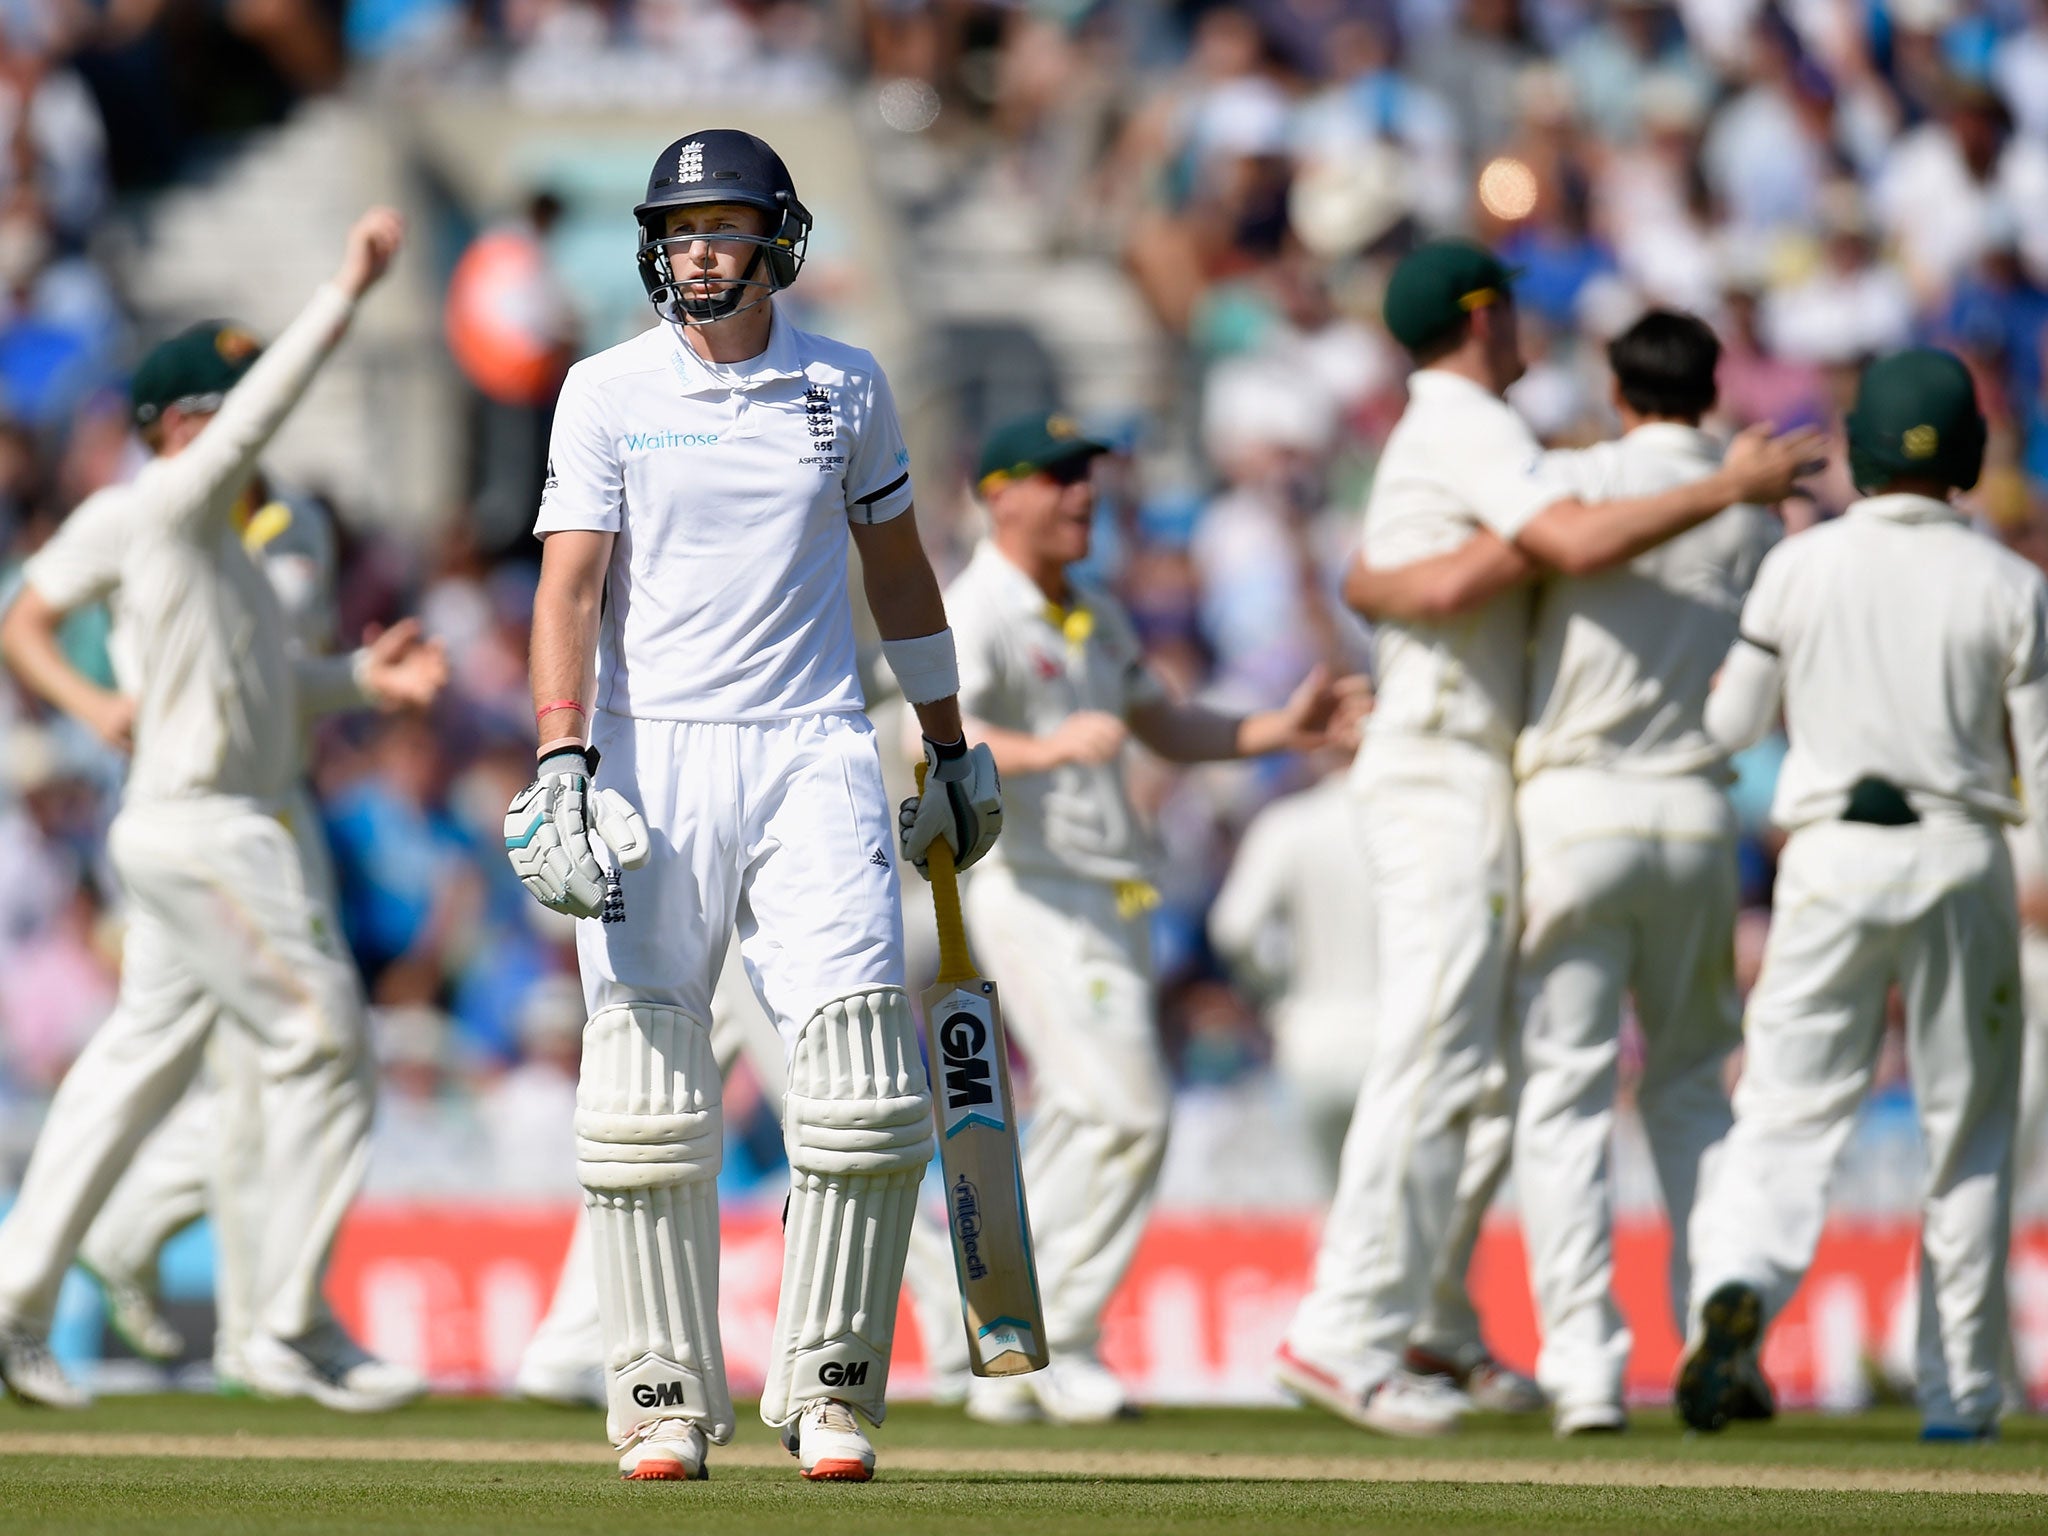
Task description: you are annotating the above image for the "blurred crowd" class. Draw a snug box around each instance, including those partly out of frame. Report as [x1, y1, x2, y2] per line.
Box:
[3, 0, 2048, 1209]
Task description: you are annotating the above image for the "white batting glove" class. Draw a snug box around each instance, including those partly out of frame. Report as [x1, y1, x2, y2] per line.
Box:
[898, 736, 1002, 875]
[504, 747, 651, 921]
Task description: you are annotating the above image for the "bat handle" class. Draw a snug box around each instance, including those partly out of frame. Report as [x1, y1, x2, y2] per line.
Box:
[916, 761, 975, 985]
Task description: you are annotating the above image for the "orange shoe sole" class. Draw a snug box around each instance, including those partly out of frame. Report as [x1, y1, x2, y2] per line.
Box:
[801, 1458, 873, 1482]
[622, 1458, 707, 1481]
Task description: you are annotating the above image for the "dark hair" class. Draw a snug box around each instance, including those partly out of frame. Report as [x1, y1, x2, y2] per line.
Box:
[1607, 309, 1721, 421]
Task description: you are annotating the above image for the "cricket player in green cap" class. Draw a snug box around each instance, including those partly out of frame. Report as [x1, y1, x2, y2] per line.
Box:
[0, 208, 446, 1413]
[1277, 240, 1819, 1437]
[1682, 347, 2048, 1443]
[925, 411, 1362, 1424]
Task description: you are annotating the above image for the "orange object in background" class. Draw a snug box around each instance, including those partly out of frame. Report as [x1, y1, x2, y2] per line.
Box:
[443, 228, 573, 408]
[325, 1205, 2048, 1408]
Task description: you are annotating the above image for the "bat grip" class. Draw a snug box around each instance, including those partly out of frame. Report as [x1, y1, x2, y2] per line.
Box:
[917, 761, 976, 986]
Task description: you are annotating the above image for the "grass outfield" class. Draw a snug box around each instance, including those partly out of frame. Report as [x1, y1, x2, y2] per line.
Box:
[0, 1396, 2042, 1534]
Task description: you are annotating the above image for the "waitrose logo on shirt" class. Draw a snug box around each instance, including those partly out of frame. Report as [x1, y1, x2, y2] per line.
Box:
[621, 429, 721, 452]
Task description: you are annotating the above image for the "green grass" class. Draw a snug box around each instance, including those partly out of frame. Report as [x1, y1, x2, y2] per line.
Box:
[0, 1396, 2043, 1535]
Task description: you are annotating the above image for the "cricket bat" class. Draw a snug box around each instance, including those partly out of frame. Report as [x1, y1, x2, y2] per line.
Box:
[917, 764, 1049, 1377]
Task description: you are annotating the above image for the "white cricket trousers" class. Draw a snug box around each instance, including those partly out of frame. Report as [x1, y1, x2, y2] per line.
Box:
[1689, 818, 2022, 1430]
[960, 861, 1169, 1359]
[1512, 768, 1740, 1414]
[0, 799, 370, 1342]
[1287, 735, 1518, 1381]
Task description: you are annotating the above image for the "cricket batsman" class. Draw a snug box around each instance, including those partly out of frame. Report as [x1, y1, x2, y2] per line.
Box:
[0, 210, 436, 1411]
[504, 129, 999, 1483]
[1682, 348, 2048, 1442]
[1281, 241, 1815, 1436]
[930, 412, 1357, 1424]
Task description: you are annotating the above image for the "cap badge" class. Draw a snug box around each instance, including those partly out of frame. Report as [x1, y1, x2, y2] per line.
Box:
[676, 141, 705, 184]
[1047, 414, 1078, 439]
[1903, 425, 1939, 459]
[215, 327, 259, 364]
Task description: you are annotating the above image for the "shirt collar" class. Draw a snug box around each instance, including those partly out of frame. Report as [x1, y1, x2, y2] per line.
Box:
[1621, 422, 1720, 463]
[1847, 492, 1965, 526]
[973, 540, 1077, 619]
[664, 308, 807, 397]
[1407, 367, 1507, 409]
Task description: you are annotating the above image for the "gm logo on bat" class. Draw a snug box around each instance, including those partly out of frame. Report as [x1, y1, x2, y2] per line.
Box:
[937, 993, 1003, 1136]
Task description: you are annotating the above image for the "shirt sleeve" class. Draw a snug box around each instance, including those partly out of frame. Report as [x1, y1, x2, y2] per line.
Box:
[1439, 400, 1568, 541]
[844, 365, 913, 526]
[946, 582, 1006, 723]
[1536, 443, 1609, 503]
[2006, 569, 2048, 693]
[21, 494, 124, 612]
[1734, 537, 1794, 655]
[533, 367, 623, 536]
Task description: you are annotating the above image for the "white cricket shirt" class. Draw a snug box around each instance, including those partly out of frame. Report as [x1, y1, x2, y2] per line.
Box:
[22, 285, 355, 806]
[1737, 493, 2048, 830]
[534, 311, 914, 721]
[1518, 424, 1777, 780]
[1360, 368, 1564, 756]
[947, 540, 1163, 884]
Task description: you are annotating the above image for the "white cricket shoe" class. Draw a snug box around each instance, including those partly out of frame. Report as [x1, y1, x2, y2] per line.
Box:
[515, 1357, 605, 1409]
[1275, 1342, 1466, 1438]
[80, 1261, 184, 1363]
[781, 1398, 875, 1482]
[1554, 1401, 1627, 1437]
[0, 1325, 90, 1409]
[1405, 1343, 1546, 1415]
[243, 1321, 426, 1413]
[965, 1372, 1041, 1425]
[618, 1419, 708, 1480]
[1030, 1354, 1134, 1424]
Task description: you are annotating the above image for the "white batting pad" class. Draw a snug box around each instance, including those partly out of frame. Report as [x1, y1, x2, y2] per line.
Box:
[760, 987, 934, 1427]
[577, 1003, 733, 1447]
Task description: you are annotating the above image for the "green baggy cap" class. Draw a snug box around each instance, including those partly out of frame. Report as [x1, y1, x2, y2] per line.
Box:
[131, 321, 264, 426]
[1383, 240, 1517, 355]
[976, 412, 1110, 491]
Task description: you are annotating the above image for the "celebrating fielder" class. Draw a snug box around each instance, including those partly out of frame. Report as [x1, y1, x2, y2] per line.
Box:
[1283, 242, 1815, 1436]
[934, 412, 1356, 1424]
[0, 210, 433, 1411]
[505, 129, 997, 1483]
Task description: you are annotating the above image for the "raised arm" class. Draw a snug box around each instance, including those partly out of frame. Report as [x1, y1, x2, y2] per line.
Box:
[1342, 528, 1536, 622]
[142, 208, 404, 541]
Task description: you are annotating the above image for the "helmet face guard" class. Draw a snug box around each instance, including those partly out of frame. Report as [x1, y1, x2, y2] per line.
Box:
[632, 131, 812, 328]
[634, 207, 809, 327]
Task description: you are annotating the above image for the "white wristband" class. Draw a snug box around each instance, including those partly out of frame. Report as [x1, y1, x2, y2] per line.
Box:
[881, 628, 960, 706]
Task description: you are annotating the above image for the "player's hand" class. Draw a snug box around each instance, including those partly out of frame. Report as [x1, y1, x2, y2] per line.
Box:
[504, 746, 652, 921]
[334, 207, 405, 300]
[1721, 423, 1827, 505]
[83, 689, 136, 754]
[899, 736, 1002, 876]
[1047, 710, 1128, 768]
[1270, 664, 1353, 751]
[1326, 673, 1374, 752]
[358, 619, 449, 711]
